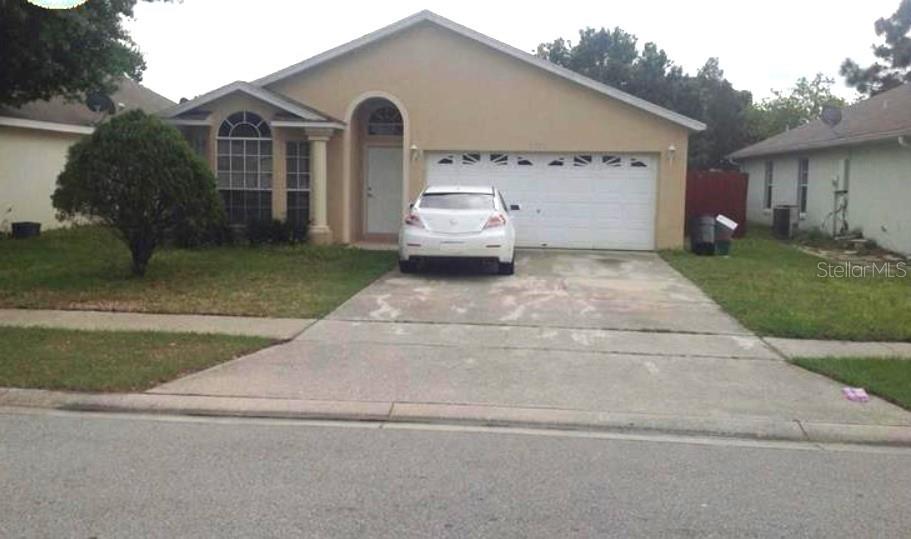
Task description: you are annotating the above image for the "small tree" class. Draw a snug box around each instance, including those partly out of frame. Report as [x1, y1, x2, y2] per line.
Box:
[747, 74, 848, 140]
[53, 110, 224, 276]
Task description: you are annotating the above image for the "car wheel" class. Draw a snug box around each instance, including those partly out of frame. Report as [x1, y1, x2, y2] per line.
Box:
[497, 260, 514, 275]
[399, 259, 418, 273]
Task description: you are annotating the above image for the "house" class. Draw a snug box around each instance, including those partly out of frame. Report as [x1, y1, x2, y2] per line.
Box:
[0, 79, 175, 230]
[730, 83, 911, 256]
[159, 10, 705, 250]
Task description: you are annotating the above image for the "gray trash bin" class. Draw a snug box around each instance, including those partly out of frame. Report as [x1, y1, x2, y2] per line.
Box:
[689, 215, 715, 256]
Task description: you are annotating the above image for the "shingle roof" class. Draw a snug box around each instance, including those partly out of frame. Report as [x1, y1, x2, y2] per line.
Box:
[730, 83, 911, 159]
[0, 78, 174, 127]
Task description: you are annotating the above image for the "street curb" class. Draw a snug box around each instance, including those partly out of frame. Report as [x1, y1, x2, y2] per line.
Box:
[2, 387, 910, 446]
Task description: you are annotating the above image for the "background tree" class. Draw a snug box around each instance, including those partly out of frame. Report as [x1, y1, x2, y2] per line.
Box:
[747, 74, 847, 140]
[841, 0, 911, 96]
[53, 110, 224, 276]
[0, 0, 162, 107]
[682, 59, 755, 169]
[536, 31, 754, 169]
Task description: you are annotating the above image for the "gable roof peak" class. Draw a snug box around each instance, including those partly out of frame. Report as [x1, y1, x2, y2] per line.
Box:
[252, 10, 706, 131]
[159, 79, 344, 126]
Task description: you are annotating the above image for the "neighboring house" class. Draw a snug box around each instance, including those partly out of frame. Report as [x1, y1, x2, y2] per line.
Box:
[730, 83, 911, 256]
[159, 10, 705, 250]
[0, 79, 174, 230]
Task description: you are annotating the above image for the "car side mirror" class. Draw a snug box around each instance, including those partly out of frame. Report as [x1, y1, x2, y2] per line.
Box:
[509, 204, 521, 211]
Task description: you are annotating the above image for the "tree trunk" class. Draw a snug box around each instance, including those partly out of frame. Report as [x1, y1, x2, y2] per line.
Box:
[128, 234, 155, 276]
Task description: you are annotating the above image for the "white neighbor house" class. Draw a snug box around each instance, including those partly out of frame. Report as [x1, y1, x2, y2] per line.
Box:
[0, 80, 174, 231]
[730, 83, 911, 256]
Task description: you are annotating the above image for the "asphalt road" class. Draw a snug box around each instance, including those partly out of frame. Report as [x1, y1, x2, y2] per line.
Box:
[2, 409, 910, 538]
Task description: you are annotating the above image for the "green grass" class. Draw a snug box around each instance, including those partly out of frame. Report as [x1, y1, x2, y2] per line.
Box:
[0, 226, 396, 318]
[660, 227, 911, 341]
[0, 326, 272, 392]
[792, 357, 911, 411]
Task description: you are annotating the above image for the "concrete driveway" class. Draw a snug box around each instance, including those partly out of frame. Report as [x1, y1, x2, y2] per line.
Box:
[329, 251, 747, 334]
[152, 251, 911, 433]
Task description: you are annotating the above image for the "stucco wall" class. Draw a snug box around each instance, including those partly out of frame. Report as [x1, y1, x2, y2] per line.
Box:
[741, 141, 911, 255]
[266, 21, 691, 248]
[849, 142, 911, 255]
[0, 126, 83, 230]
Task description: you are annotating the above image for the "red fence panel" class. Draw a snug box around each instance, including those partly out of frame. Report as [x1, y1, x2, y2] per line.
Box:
[685, 170, 749, 238]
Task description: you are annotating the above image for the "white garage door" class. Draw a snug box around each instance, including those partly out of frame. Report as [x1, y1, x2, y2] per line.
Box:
[426, 152, 657, 250]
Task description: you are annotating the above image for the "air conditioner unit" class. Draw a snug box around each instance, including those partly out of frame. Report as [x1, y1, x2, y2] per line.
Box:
[772, 205, 800, 239]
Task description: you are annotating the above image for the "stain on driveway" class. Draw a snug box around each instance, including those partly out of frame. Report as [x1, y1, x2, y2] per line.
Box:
[329, 250, 748, 335]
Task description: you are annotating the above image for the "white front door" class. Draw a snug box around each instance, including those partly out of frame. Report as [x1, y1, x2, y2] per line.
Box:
[365, 146, 403, 235]
[425, 152, 658, 250]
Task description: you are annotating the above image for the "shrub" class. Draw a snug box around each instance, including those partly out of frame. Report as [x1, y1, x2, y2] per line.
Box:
[171, 219, 235, 248]
[52, 110, 224, 275]
[247, 219, 295, 245]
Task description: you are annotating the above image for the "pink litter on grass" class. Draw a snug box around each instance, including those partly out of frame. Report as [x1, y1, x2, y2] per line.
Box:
[842, 387, 870, 402]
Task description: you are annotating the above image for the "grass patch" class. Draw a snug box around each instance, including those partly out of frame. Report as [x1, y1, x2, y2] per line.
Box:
[0, 326, 272, 392]
[0, 226, 396, 318]
[660, 227, 911, 341]
[792, 357, 911, 411]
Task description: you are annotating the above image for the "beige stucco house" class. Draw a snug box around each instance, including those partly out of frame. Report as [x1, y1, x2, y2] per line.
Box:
[731, 83, 911, 256]
[161, 10, 705, 250]
[0, 79, 174, 230]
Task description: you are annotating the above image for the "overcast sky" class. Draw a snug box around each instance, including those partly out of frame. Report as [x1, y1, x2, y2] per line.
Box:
[126, 0, 897, 104]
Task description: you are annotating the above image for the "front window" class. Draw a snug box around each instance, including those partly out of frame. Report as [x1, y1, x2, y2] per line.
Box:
[763, 160, 774, 210]
[286, 141, 310, 235]
[797, 157, 809, 214]
[419, 193, 494, 210]
[216, 111, 272, 224]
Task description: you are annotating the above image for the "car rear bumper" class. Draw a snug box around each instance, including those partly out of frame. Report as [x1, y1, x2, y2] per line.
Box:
[399, 228, 513, 263]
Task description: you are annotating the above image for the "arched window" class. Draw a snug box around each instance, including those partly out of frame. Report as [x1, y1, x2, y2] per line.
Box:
[218, 111, 271, 138]
[366, 106, 403, 136]
[216, 111, 273, 224]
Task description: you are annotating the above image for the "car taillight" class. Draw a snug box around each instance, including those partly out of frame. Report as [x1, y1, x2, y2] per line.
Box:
[404, 212, 424, 228]
[484, 213, 507, 229]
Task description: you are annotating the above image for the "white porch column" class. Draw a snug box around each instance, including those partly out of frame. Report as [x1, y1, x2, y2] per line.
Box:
[307, 132, 332, 244]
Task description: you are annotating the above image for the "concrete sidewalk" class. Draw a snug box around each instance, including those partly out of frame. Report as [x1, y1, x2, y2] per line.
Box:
[2, 387, 910, 446]
[766, 337, 911, 359]
[0, 309, 313, 340]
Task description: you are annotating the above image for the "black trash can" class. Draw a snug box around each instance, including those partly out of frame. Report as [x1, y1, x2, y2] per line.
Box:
[689, 215, 715, 256]
[11, 222, 41, 239]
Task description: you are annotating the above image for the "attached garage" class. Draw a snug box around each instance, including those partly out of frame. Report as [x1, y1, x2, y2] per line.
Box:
[426, 151, 658, 250]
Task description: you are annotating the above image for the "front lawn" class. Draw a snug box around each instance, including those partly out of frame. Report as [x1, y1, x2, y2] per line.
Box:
[0, 326, 271, 392]
[660, 228, 911, 341]
[0, 226, 396, 318]
[792, 357, 911, 411]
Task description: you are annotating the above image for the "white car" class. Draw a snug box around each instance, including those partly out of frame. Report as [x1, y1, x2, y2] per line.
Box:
[398, 185, 517, 275]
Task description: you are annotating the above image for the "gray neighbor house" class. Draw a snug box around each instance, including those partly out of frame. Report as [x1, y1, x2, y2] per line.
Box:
[730, 83, 911, 256]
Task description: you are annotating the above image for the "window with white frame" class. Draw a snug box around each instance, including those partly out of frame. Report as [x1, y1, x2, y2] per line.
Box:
[286, 141, 310, 234]
[763, 160, 774, 210]
[797, 157, 809, 214]
[216, 111, 272, 224]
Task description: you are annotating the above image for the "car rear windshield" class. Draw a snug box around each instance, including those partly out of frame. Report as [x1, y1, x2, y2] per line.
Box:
[419, 193, 494, 210]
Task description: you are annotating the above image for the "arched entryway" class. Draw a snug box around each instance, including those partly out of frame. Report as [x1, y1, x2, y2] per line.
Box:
[347, 96, 407, 242]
